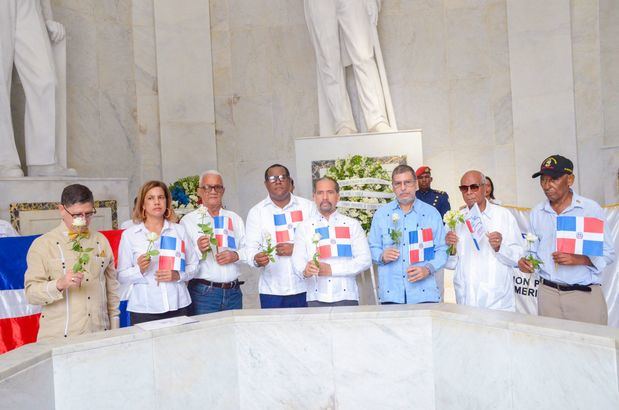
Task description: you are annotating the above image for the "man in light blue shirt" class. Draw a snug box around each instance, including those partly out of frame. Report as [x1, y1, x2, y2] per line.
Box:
[368, 164, 447, 304]
[519, 155, 615, 325]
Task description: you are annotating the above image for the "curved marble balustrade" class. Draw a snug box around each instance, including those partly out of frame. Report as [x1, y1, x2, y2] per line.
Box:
[1, 304, 618, 410]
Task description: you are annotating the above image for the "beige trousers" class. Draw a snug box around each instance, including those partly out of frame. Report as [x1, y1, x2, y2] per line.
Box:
[538, 282, 608, 325]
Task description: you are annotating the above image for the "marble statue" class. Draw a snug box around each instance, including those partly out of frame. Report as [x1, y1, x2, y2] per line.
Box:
[0, 0, 75, 177]
[304, 0, 397, 136]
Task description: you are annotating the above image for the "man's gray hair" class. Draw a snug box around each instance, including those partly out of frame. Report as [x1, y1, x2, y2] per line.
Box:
[200, 169, 223, 184]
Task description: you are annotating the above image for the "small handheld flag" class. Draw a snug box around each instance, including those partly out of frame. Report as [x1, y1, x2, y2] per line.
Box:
[213, 215, 236, 249]
[409, 228, 435, 263]
[158, 235, 186, 272]
[315, 226, 353, 258]
[273, 210, 304, 243]
[556, 216, 604, 256]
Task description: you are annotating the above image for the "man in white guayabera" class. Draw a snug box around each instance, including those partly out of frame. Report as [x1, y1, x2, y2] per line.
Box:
[304, 0, 395, 136]
[0, 0, 75, 177]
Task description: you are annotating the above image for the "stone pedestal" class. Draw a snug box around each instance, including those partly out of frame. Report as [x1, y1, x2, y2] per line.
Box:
[0, 177, 129, 235]
[294, 129, 423, 199]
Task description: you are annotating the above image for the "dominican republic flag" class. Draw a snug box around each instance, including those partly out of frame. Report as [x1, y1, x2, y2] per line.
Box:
[273, 210, 304, 243]
[408, 228, 435, 263]
[158, 235, 186, 272]
[0, 230, 130, 355]
[556, 216, 604, 256]
[314, 226, 353, 258]
[213, 215, 236, 249]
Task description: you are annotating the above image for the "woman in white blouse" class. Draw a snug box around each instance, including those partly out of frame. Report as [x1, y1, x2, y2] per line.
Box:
[118, 180, 197, 325]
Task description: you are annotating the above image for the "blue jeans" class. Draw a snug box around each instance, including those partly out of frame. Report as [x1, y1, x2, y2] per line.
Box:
[259, 292, 307, 309]
[188, 281, 243, 315]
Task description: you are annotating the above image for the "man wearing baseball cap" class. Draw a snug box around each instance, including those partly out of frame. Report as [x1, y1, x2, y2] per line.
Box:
[415, 166, 451, 219]
[518, 155, 614, 324]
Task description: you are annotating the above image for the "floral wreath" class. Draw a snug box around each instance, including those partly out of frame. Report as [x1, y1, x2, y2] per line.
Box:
[169, 175, 201, 212]
[325, 155, 394, 233]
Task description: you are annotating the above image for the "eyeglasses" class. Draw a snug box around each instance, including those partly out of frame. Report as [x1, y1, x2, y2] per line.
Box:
[63, 206, 97, 219]
[392, 180, 416, 189]
[199, 185, 224, 193]
[266, 174, 289, 183]
[458, 183, 483, 193]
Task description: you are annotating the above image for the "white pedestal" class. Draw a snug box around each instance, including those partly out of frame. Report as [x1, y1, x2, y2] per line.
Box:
[0, 177, 129, 235]
[294, 129, 423, 198]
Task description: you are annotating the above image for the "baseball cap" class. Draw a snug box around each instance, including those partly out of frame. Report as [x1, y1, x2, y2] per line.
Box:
[532, 155, 573, 178]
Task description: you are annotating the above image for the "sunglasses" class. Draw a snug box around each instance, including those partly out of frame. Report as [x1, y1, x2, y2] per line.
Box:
[458, 183, 483, 193]
[266, 174, 289, 183]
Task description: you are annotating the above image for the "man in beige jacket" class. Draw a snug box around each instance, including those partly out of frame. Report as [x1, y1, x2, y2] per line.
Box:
[25, 184, 120, 340]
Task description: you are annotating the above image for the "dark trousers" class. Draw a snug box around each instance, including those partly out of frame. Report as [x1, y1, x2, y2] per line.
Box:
[259, 292, 307, 309]
[308, 300, 359, 307]
[130, 306, 190, 325]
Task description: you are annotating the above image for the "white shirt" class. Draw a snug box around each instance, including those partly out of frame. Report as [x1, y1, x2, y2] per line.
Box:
[0, 220, 18, 237]
[445, 200, 524, 311]
[245, 194, 317, 295]
[117, 221, 198, 314]
[180, 207, 247, 283]
[292, 211, 371, 303]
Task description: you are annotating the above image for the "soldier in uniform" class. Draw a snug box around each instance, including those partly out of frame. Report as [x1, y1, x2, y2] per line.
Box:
[415, 166, 451, 218]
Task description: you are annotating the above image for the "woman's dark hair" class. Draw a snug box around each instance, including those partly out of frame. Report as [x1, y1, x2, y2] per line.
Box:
[485, 176, 495, 200]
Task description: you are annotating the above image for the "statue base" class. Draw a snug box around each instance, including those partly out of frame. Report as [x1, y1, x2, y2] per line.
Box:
[0, 177, 129, 235]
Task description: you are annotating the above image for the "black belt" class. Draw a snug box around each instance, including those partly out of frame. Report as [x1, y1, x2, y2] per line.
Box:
[541, 278, 592, 292]
[190, 278, 244, 289]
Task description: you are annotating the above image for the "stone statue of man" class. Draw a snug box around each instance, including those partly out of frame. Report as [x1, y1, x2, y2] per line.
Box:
[0, 0, 75, 177]
[304, 0, 397, 136]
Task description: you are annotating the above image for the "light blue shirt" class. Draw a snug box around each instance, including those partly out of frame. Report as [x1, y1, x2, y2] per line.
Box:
[530, 191, 615, 285]
[368, 199, 447, 304]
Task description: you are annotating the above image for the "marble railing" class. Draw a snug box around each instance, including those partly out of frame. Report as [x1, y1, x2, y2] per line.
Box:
[1, 304, 618, 410]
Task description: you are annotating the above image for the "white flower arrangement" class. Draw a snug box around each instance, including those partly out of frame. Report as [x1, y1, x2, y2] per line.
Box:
[325, 155, 393, 233]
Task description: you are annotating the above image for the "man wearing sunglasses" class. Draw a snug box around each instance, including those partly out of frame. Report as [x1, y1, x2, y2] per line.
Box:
[445, 170, 524, 311]
[368, 164, 447, 304]
[181, 170, 247, 315]
[518, 155, 614, 324]
[24, 184, 120, 340]
[246, 164, 317, 309]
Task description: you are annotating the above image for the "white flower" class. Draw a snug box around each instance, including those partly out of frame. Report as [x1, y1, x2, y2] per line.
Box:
[146, 231, 159, 242]
[392, 213, 400, 223]
[72, 216, 87, 228]
[196, 205, 208, 216]
[525, 233, 538, 243]
[263, 231, 272, 241]
[312, 233, 322, 243]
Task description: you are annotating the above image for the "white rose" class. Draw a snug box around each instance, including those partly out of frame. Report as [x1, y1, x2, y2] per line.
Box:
[72, 216, 87, 227]
[392, 213, 400, 223]
[263, 231, 272, 241]
[146, 231, 159, 242]
[196, 205, 208, 216]
[312, 233, 322, 243]
[525, 233, 538, 243]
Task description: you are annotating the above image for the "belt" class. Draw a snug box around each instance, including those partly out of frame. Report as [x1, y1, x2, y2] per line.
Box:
[541, 278, 592, 292]
[190, 278, 244, 289]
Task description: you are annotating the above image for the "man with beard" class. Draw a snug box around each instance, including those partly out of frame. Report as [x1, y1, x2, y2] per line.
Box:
[368, 164, 447, 304]
[246, 164, 317, 308]
[292, 177, 371, 306]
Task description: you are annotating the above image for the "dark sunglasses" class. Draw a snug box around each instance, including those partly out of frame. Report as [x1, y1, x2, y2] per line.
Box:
[458, 184, 483, 193]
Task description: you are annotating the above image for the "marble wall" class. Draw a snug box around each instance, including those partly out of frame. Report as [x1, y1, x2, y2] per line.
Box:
[8, 0, 619, 212]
